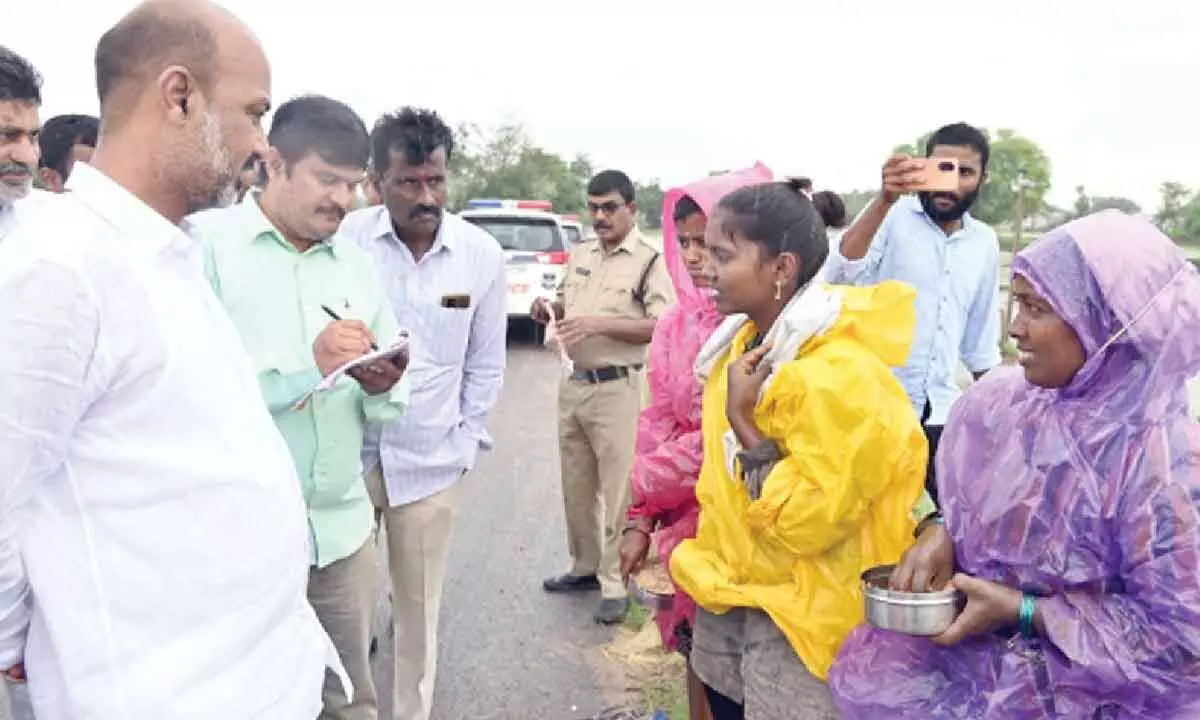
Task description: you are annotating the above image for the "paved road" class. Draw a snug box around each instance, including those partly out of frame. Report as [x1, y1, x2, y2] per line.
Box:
[376, 326, 627, 719]
[2, 328, 626, 720]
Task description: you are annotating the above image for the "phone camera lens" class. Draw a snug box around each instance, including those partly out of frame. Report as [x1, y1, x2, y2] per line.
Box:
[937, 161, 955, 172]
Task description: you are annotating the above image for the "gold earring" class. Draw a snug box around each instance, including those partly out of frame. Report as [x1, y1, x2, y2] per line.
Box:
[774, 280, 782, 301]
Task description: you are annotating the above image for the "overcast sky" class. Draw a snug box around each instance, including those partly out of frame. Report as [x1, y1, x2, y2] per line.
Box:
[6, 0, 1198, 211]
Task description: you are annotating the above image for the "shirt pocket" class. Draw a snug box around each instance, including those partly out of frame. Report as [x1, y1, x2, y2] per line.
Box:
[423, 304, 473, 366]
[600, 285, 634, 315]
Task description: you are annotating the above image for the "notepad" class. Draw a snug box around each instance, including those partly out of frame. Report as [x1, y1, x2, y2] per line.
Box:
[291, 330, 411, 410]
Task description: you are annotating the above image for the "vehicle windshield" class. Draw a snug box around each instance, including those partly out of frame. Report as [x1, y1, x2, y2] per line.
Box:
[466, 217, 562, 252]
[563, 225, 582, 246]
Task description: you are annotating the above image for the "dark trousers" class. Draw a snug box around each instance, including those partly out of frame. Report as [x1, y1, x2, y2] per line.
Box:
[704, 684, 744, 720]
[921, 401, 944, 506]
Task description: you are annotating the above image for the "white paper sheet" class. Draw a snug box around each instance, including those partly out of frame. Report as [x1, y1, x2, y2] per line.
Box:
[290, 330, 411, 410]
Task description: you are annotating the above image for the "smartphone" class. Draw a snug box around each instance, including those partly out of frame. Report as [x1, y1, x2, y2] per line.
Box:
[913, 157, 959, 192]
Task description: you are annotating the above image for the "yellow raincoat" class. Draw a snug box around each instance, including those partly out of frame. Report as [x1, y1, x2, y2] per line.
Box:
[669, 280, 927, 680]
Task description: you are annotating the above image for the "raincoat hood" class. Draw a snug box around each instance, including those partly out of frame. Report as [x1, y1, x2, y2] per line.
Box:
[830, 211, 1200, 719]
[1012, 209, 1200, 407]
[661, 163, 773, 311]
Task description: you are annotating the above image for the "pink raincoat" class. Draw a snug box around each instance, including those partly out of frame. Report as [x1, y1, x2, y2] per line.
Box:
[627, 163, 773, 649]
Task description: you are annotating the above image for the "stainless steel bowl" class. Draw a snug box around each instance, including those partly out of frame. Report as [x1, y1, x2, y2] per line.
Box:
[628, 579, 674, 611]
[862, 564, 964, 636]
[628, 583, 676, 609]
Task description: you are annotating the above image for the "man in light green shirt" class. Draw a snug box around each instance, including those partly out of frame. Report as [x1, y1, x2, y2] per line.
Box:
[190, 95, 405, 720]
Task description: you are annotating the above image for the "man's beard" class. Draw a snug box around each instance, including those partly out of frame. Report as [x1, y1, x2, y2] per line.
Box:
[183, 112, 236, 214]
[0, 162, 34, 207]
[919, 187, 980, 224]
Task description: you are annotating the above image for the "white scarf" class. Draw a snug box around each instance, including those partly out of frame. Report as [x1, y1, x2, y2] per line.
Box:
[694, 281, 843, 392]
[692, 281, 843, 479]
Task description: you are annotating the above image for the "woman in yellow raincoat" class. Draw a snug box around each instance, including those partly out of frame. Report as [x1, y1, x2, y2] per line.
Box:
[669, 179, 928, 718]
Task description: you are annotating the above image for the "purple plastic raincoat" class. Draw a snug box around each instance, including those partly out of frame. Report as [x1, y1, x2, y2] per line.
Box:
[626, 163, 773, 649]
[830, 210, 1200, 717]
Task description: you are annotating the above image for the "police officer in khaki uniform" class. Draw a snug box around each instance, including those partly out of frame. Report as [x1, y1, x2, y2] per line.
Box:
[532, 170, 675, 624]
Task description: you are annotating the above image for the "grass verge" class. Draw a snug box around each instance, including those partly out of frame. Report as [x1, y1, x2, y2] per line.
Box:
[601, 599, 688, 719]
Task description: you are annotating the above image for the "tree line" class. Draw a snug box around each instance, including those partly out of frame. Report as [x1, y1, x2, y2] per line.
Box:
[448, 122, 1200, 246]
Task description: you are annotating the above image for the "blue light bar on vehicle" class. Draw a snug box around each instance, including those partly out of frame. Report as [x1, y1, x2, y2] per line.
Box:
[465, 198, 506, 209]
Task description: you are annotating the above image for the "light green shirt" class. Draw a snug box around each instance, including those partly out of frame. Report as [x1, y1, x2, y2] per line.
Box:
[191, 197, 408, 568]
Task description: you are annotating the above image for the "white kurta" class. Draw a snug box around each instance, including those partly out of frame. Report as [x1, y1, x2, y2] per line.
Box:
[0, 164, 343, 719]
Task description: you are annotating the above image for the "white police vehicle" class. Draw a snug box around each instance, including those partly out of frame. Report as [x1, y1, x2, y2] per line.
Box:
[558, 213, 585, 249]
[460, 198, 571, 320]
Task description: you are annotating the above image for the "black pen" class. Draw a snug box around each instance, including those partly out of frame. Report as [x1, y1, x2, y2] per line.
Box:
[321, 304, 379, 351]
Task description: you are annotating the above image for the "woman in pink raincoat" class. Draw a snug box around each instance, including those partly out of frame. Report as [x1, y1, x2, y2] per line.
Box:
[618, 164, 774, 720]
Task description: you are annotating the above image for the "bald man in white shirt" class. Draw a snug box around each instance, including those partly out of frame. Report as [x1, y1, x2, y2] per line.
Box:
[0, 2, 347, 717]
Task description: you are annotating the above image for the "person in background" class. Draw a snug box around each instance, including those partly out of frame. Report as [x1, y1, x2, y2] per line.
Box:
[791, 176, 813, 198]
[340, 107, 506, 720]
[824, 122, 1001, 505]
[669, 180, 926, 719]
[619, 164, 774, 720]
[233, 150, 263, 202]
[0, 45, 43, 242]
[812, 189, 848, 282]
[534, 169, 675, 625]
[831, 212, 1200, 717]
[812, 189, 847, 242]
[191, 94, 410, 720]
[0, 1, 344, 717]
[36, 114, 98, 193]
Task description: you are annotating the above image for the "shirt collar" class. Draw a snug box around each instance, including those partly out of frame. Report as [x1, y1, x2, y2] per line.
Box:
[240, 192, 342, 258]
[590, 226, 643, 255]
[372, 205, 456, 254]
[66, 163, 194, 256]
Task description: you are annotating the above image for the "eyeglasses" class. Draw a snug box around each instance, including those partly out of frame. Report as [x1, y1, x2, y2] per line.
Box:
[587, 201, 626, 215]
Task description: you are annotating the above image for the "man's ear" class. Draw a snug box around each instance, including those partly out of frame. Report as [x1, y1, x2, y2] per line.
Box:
[37, 167, 62, 193]
[156, 64, 204, 126]
[264, 147, 288, 180]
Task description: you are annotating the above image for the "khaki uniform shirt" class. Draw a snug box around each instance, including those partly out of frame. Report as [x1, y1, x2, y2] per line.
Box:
[557, 227, 674, 370]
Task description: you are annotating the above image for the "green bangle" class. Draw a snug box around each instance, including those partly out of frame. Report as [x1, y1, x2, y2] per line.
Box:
[1019, 593, 1037, 639]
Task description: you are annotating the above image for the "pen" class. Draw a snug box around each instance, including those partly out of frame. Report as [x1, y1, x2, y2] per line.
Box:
[321, 304, 379, 351]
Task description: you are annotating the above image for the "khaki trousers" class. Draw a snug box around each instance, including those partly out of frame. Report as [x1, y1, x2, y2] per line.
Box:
[308, 537, 379, 720]
[557, 372, 641, 599]
[367, 468, 459, 720]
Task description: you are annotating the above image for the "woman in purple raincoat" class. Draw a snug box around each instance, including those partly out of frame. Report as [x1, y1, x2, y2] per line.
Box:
[829, 210, 1200, 718]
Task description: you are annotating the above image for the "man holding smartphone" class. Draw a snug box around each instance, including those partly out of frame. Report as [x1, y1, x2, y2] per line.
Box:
[824, 122, 1001, 504]
[190, 94, 409, 720]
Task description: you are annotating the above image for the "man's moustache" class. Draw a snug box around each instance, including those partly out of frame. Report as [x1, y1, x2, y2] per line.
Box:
[0, 162, 33, 177]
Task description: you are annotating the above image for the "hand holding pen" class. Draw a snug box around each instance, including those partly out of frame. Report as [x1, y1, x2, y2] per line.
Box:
[321, 304, 378, 351]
